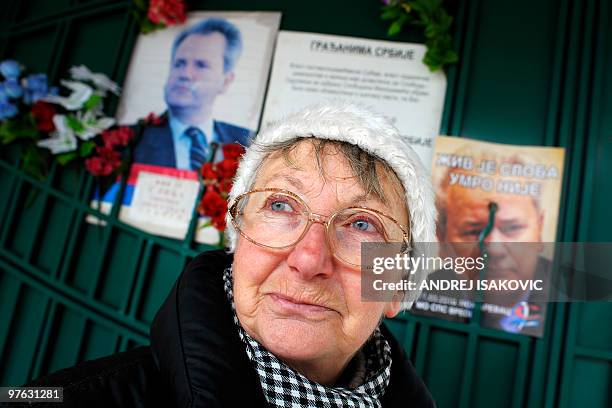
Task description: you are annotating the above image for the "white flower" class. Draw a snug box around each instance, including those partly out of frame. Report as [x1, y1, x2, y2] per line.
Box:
[70, 65, 120, 96]
[75, 110, 115, 140]
[43, 80, 93, 111]
[37, 114, 77, 154]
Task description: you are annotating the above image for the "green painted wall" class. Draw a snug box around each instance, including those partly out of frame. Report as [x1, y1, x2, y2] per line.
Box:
[0, 0, 610, 407]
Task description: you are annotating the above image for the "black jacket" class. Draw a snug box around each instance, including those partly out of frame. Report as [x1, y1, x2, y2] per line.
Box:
[25, 250, 435, 407]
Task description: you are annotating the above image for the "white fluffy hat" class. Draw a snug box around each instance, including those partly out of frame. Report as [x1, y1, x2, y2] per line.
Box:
[225, 102, 437, 308]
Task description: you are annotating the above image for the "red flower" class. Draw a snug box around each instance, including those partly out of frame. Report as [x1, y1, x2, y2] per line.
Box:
[219, 179, 233, 195]
[85, 146, 121, 176]
[216, 158, 239, 179]
[147, 0, 186, 26]
[222, 143, 245, 160]
[211, 210, 227, 231]
[31, 101, 56, 132]
[102, 126, 134, 148]
[145, 112, 162, 125]
[201, 162, 218, 181]
[198, 189, 226, 218]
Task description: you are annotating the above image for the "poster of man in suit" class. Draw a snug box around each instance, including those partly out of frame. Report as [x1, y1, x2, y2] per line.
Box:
[92, 12, 280, 242]
[410, 136, 565, 337]
[131, 17, 252, 169]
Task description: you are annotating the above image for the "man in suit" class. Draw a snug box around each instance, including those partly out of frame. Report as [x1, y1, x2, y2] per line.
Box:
[134, 17, 252, 170]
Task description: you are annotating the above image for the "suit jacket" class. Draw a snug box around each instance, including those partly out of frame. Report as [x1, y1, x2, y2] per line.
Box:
[133, 119, 252, 168]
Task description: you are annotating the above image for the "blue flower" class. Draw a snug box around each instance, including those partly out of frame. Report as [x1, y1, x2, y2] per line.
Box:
[0, 101, 18, 120]
[4, 78, 23, 99]
[23, 73, 49, 104]
[0, 60, 22, 80]
[0, 83, 7, 103]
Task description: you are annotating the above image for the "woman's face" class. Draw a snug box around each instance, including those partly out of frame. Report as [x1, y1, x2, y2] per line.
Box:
[232, 140, 406, 384]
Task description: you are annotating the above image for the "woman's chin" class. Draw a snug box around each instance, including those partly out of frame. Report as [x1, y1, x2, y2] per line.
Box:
[255, 316, 338, 363]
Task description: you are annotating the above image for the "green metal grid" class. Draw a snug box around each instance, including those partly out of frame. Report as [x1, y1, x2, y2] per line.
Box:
[0, 0, 611, 407]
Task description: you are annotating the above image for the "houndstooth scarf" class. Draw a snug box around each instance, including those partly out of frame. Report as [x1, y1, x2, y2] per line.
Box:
[223, 267, 392, 408]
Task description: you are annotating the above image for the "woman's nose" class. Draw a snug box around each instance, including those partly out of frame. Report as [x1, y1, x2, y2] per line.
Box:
[286, 222, 334, 280]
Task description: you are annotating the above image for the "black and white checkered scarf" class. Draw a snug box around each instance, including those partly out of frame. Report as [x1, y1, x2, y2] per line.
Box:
[223, 267, 392, 407]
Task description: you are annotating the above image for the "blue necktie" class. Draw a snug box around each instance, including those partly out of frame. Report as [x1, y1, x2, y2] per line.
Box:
[184, 127, 208, 170]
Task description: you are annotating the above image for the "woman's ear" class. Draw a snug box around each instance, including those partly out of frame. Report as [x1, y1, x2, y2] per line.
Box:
[383, 297, 402, 318]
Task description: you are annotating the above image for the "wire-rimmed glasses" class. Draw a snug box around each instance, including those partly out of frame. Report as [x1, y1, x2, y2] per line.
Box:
[228, 188, 411, 267]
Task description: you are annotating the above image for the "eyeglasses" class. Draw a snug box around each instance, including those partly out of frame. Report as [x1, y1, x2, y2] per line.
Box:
[228, 188, 411, 267]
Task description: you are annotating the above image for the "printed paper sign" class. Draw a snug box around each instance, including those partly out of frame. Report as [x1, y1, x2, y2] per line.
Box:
[126, 171, 200, 238]
[261, 31, 447, 167]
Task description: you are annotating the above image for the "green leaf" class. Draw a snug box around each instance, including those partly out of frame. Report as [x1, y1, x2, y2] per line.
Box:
[84, 94, 102, 111]
[79, 140, 96, 157]
[56, 151, 78, 166]
[132, 0, 147, 11]
[0, 115, 39, 144]
[387, 20, 403, 36]
[381, 8, 401, 20]
[387, 13, 408, 36]
[22, 142, 48, 180]
[66, 115, 85, 133]
[424, 23, 440, 38]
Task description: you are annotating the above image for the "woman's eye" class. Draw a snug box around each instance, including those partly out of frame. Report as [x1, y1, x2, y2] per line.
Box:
[270, 200, 293, 212]
[352, 219, 374, 231]
[349, 216, 384, 234]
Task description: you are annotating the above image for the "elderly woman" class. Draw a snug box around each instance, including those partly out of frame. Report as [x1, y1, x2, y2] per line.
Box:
[29, 103, 436, 407]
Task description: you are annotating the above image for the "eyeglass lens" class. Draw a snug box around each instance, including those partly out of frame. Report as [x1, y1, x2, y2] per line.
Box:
[232, 190, 406, 265]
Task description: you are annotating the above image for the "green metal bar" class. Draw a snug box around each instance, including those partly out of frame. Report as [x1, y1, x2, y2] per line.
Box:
[401, 318, 417, 361]
[120, 237, 147, 315]
[72, 316, 93, 368]
[0, 167, 21, 247]
[457, 331, 478, 408]
[541, 0, 591, 406]
[29, 300, 58, 380]
[438, 0, 468, 135]
[47, 20, 71, 82]
[182, 184, 204, 249]
[0, 250, 149, 340]
[0, 176, 24, 247]
[556, 0, 598, 405]
[0, 160, 204, 257]
[511, 337, 530, 408]
[449, 0, 480, 137]
[573, 0, 598, 242]
[2, 1, 129, 38]
[47, 167, 89, 279]
[403, 311, 530, 343]
[106, 2, 139, 115]
[542, 0, 571, 148]
[23, 163, 58, 264]
[85, 225, 114, 299]
[413, 322, 430, 375]
[58, 172, 96, 282]
[543, 303, 568, 408]
[0, 0, 21, 64]
[0, 274, 22, 365]
[117, 335, 131, 353]
[557, 303, 581, 408]
[573, 344, 612, 362]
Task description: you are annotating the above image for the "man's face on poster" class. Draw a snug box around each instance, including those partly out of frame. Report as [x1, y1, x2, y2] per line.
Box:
[164, 32, 233, 115]
[440, 185, 544, 283]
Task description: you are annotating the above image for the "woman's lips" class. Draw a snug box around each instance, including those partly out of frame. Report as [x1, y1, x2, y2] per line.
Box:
[268, 293, 335, 317]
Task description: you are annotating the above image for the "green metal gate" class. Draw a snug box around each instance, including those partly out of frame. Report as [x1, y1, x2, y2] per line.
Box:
[1, 1, 611, 407]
